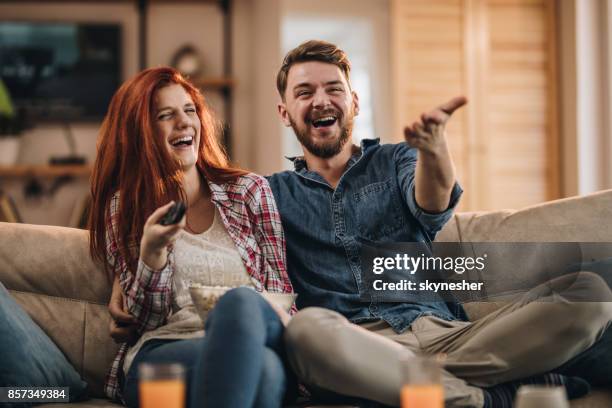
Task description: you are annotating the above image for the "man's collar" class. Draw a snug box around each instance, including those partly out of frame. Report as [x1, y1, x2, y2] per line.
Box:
[285, 138, 380, 172]
[360, 138, 380, 149]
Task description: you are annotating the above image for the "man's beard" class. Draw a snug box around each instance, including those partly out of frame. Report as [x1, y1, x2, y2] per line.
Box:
[289, 113, 354, 159]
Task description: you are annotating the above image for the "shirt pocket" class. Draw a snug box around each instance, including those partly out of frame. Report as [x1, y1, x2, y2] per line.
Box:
[353, 178, 406, 241]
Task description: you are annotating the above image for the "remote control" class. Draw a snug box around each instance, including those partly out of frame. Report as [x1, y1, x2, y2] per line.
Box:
[159, 201, 186, 225]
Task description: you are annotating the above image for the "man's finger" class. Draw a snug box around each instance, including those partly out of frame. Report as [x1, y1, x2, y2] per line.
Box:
[438, 96, 467, 116]
[109, 293, 136, 322]
[413, 122, 430, 139]
[404, 126, 416, 139]
[110, 322, 138, 344]
[422, 111, 446, 125]
[112, 309, 136, 323]
[110, 277, 136, 322]
[109, 302, 136, 323]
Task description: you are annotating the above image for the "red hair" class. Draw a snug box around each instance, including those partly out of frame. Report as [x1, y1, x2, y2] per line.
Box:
[88, 67, 245, 277]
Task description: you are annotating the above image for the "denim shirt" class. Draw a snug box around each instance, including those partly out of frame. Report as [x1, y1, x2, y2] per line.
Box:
[267, 139, 467, 333]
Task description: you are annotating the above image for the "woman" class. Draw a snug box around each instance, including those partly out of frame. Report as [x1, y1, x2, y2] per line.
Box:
[88, 67, 295, 408]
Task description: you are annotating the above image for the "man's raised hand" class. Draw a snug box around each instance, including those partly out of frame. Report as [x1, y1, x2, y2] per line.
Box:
[404, 96, 467, 155]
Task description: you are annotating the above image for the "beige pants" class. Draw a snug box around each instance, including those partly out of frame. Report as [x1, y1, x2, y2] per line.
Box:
[284, 272, 612, 407]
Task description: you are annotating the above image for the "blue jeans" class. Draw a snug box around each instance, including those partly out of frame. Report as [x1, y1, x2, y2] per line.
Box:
[122, 287, 295, 408]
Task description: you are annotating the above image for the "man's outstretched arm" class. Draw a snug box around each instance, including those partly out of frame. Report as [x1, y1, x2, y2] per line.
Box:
[404, 96, 467, 213]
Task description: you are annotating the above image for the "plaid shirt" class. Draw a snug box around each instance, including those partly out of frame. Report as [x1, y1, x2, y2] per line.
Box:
[104, 173, 295, 401]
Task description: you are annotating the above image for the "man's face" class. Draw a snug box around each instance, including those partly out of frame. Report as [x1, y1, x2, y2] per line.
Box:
[278, 61, 359, 159]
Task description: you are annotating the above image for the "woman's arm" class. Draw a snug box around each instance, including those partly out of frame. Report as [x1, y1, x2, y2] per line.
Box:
[106, 197, 178, 334]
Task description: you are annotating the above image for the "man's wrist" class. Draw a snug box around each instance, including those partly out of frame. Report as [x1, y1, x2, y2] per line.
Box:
[418, 142, 448, 158]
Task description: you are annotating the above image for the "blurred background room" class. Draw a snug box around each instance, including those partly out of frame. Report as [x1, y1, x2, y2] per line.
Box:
[0, 0, 610, 226]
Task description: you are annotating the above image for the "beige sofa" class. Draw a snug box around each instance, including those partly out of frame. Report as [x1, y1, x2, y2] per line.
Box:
[1, 190, 612, 407]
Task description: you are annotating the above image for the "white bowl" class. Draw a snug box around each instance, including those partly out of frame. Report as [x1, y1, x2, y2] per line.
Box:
[261, 292, 297, 312]
[188, 285, 232, 321]
[188, 285, 297, 322]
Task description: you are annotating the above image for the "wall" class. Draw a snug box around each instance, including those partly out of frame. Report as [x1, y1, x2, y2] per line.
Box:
[242, 0, 284, 175]
[605, 0, 612, 188]
[391, 0, 561, 211]
[558, 0, 612, 196]
[231, 0, 256, 170]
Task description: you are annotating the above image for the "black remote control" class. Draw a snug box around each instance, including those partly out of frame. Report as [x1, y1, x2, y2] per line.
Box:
[159, 201, 186, 225]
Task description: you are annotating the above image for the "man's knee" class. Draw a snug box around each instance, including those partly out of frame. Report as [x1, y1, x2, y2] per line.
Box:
[574, 271, 612, 302]
[285, 307, 348, 346]
[554, 272, 612, 339]
[567, 301, 612, 338]
[285, 307, 345, 352]
[284, 307, 351, 378]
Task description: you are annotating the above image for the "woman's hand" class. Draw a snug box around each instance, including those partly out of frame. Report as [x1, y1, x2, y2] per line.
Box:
[140, 201, 186, 271]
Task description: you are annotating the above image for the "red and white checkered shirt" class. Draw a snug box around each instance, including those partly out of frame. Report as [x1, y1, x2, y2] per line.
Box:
[103, 173, 295, 402]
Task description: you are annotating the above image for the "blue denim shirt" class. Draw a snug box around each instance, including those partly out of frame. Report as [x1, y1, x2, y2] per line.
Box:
[267, 139, 467, 333]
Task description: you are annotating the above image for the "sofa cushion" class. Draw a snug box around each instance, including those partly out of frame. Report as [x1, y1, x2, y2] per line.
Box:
[0, 223, 109, 303]
[0, 282, 88, 402]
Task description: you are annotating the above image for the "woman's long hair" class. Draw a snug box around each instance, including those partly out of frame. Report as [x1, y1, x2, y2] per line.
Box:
[88, 67, 245, 277]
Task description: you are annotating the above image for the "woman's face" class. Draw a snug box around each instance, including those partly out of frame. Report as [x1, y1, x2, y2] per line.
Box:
[154, 83, 202, 171]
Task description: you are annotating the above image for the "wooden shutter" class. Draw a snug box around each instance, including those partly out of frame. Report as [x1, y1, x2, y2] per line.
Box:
[391, 0, 559, 211]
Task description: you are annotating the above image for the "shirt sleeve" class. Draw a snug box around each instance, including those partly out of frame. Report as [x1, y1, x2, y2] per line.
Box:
[394, 142, 463, 234]
[105, 194, 174, 333]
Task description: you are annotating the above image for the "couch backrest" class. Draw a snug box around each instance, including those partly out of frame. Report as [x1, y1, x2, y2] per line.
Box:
[436, 189, 612, 319]
[438, 189, 612, 242]
[0, 223, 117, 398]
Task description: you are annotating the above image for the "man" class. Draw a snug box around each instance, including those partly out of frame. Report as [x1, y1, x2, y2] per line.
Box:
[110, 40, 612, 407]
[264, 40, 612, 407]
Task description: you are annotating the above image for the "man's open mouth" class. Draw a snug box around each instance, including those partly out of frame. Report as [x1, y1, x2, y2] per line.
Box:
[170, 135, 194, 147]
[311, 116, 337, 128]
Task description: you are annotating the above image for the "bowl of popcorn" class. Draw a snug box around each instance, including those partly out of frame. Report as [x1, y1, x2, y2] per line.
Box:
[260, 292, 297, 312]
[189, 284, 296, 321]
[188, 284, 233, 321]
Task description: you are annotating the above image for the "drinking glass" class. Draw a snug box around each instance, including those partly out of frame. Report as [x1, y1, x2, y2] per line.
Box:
[400, 356, 444, 408]
[514, 385, 569, 408]
[139, 363, 186, 408]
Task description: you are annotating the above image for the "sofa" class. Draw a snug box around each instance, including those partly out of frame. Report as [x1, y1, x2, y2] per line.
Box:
[1, 190, 612, 407]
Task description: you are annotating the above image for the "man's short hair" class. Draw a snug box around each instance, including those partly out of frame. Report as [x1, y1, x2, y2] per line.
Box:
[276, 40, 352, 100]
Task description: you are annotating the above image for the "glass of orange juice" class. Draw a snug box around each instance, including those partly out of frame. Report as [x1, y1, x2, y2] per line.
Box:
[400, 356, 444, 408]
[139, 363, 186, 408]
